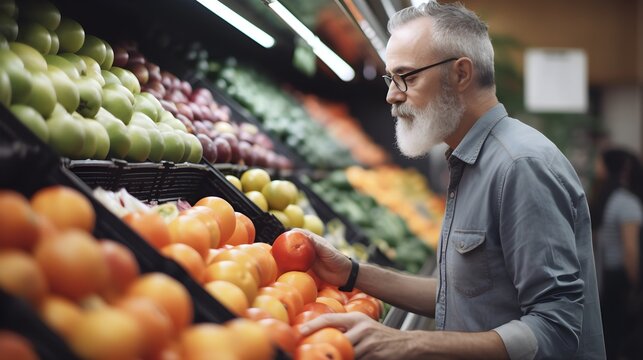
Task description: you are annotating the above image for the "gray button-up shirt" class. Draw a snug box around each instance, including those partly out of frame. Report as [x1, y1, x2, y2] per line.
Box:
[434, 104, 605, 359]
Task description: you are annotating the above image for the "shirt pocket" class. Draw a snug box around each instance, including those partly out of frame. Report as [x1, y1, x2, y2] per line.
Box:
[448, 230, 493, 298]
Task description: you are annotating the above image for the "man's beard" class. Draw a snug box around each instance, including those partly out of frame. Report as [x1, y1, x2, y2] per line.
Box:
[393, 80, 465, 158]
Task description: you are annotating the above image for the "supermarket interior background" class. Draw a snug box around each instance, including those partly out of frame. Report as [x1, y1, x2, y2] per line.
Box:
[0, 0, 642, 359]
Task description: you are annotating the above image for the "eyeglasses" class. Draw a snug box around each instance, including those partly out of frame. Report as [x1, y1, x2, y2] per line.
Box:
[383, 58, 458, 92]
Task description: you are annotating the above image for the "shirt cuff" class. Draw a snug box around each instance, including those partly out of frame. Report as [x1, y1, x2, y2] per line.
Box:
[493, 320, 538, 360]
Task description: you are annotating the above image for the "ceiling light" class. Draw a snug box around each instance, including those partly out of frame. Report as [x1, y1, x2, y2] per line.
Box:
[195, 0, 275, 48]
[264, 0, 356, 82]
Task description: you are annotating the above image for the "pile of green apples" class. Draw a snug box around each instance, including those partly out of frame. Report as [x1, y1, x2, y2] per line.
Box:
[0, 0, 203, 163]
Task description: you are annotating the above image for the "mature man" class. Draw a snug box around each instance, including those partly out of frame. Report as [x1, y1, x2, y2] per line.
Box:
[297, 2, 605, 359]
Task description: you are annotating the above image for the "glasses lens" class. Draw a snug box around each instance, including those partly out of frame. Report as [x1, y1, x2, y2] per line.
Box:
[384, 75, 406, 92]
[384, 76, 392, 88]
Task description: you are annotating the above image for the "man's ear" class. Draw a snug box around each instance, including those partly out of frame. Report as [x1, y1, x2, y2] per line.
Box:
[453, 57, 474, 91]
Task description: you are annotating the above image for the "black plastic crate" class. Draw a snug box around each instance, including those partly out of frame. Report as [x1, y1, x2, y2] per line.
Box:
[64, 159, 284, 245]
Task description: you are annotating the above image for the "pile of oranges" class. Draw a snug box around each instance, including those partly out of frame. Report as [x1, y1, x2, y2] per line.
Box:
[0, 185, 383, 359]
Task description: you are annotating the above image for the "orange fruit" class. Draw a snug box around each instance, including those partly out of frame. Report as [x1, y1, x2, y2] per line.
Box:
[69, 307, 143, 360]
[182, 206, 222, 249]
[117, 296, 173, 358]
[237, 244, 278, 287]
[226, 318, 274, 360]
[258, 285, 302, 324]
[225, 213, 250, 246]
[243, 307, 273, 321]
[315, 297, 346, 314]
[39, 295, 83, 341]
[122, 210, 171, 250]
[203, 260, 258, 303]
[161, 243, 206, 283]
[318, 287, 348, 305]
[98, 240, 140, 302]
[295, 343, 342, 360]
[203, 280, 249, 316]
[193, 197, 236, 244]
[235, 212, 255, 243]
[0, 330, 39, 360]
[0, 191, 39, 250]
[180, 324, 235, 360]
[277, 271, 318, 305]
[34, 230, 109, 301]
[30, 186, 95, 233]
[210, 248, 261, 286]
[126, 273, 193, 336]
[300, 328, 354, 360]
[345, 299, 380, 320]
[167, 215, 211, 260]
[0, 250, 48, 306]
[257, 318, 300, 355]
[251, 294, 290, 324]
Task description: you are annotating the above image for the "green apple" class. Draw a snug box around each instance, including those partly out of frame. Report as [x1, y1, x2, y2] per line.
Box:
[46, 112, 85, 158]
[126, 124, 151, 162]
[48, 29, 58, 54]
[76, 35, 105, 65]
[178, 131, 192, 162]
[58, 52, 86, 75]
[21, 71, 56, 118]
[75, 76, 102, 118]
[95, 108, 130, 158]
[160, 130, 185, 163]
[50, 102, 67, 117]
[16, 22, 51, 54]
[129, 111, 156, 129]
[0, 0, 17, 18]
[19, 0, 61, 31]
[0, 48, 31, 102]
[101, 41, 113, 70]
[183, 132, 203, 163]
[156, 123, 173, 132]
[46, 65, 79, 113]
[0, 13, 17, 41]
[110, 66, 140, 94]
[9, 104, 48, 142]
[283, 204, 304, 228]
[0, 69, 10, 106]
[103, 83, 133, 105]
[140, 92, 163, 121]
[55, 17, 84, 53]
[133, 93, 158, 121]
[101, 87, 133, 123]
[146, 127, 165, 162]
[160, 112, 187, 132]
[44, 54, 79, 79]
[101, 69, 119, 86]
[80, 55, 105, 87]
[84, 118, 110, 159]
[76, 117, 97, 159]
[9, 41, 47, 72]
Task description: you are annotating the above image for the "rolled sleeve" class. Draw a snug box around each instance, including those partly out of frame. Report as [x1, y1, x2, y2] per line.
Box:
[494, 320, 538, 360]
[499, 157, 585, 359]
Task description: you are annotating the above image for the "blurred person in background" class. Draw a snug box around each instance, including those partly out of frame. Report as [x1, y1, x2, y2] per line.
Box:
[296, 1, 605, 359]
[590, 148, 642, 359]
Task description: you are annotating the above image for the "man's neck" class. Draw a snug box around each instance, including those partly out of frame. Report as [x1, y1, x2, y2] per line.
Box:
[444, 90, 498, 149]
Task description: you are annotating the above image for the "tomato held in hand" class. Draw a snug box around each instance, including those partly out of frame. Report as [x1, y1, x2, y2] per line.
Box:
[271, 230, 316, 273]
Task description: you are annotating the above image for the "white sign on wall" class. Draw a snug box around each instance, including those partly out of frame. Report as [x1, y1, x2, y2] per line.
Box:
[524, 48, 588, 113]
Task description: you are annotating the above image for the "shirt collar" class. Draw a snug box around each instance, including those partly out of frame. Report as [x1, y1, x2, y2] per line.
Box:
[447, 103, 508, 165]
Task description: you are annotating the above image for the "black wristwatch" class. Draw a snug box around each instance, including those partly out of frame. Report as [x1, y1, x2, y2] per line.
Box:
[338, 257, 360, 292]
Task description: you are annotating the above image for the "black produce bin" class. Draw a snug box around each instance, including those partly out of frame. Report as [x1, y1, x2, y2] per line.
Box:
[63, 159, 285, 245]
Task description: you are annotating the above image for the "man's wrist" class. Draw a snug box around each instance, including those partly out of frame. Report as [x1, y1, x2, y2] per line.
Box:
[338, 257, 359, 292]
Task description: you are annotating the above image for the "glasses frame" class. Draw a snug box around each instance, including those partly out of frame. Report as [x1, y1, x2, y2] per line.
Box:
[383, 57, 459, 92]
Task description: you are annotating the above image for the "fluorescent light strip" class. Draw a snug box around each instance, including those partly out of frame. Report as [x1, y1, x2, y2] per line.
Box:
[268, 1, 355, 82]
[195, 0, 275, 48]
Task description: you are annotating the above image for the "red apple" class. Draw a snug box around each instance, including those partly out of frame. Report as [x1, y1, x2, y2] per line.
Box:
[179, 81, 192, 97]
[159, 100, 177, 115]
[146, 63, 161, 83]
[127, 50, 145, 66]
[212, 137, 232, 163]
[129, 63, 149, 85]
[175, 103, 193, 121]
[188, 102, 203, 121]
[197, 133, 217, 163]
[113, 46, 129, 67]
[219, 133, 240, 164]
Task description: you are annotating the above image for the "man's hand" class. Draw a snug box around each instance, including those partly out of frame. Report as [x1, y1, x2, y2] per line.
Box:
[293, 229, 352, 287]
[298, 312, 413, 360]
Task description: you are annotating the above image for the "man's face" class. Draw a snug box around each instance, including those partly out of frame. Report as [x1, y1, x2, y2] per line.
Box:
[385, 18, 465, 157]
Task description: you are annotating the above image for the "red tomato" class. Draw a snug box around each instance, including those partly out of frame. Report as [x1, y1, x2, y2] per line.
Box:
[271, 230, 316, 273]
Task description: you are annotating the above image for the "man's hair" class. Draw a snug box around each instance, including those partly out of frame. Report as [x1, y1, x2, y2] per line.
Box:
[387, 1, 495, 88]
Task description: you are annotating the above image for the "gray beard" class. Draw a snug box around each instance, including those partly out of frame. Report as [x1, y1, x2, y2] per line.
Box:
[393, 82, 465, 158]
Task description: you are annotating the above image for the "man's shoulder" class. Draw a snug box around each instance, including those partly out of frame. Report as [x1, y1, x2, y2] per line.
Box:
[485, 116, 562, 164]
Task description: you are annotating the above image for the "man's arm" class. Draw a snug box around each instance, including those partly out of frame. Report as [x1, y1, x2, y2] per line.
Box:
[297, 229, 437, 317]
[299, 312, 509, 360]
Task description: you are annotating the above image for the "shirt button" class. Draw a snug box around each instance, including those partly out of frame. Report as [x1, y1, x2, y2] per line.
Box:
[449, 192, 455, 198]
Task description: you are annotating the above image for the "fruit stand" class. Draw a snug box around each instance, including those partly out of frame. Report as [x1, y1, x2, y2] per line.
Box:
[0, 0, 445, 358]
